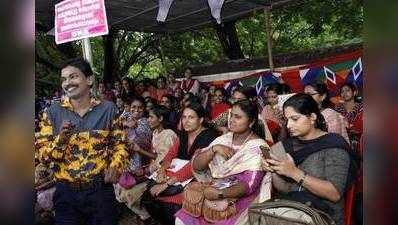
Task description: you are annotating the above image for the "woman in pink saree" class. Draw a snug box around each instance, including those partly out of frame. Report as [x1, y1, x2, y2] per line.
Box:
[175, 99, 272, 225]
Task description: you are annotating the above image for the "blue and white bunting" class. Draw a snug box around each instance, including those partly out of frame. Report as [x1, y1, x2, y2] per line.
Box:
[255, 76, 263, 95]
[352, 58, 363, 81]
[324, 67, 336, 84]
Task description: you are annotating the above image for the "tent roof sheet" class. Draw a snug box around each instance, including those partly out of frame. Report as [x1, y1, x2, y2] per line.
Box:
[36, 0, 297, 32]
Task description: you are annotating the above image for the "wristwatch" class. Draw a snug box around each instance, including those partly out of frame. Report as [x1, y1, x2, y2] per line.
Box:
[298, 171, 307, 189]
[218, 190, 224, 199]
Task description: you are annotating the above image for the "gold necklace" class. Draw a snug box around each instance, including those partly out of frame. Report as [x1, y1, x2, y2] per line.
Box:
[232, 131, 253, 146]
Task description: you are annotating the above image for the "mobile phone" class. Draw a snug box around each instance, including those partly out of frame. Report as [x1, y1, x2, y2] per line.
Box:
[270, 142, 287, 160]
[260, 145, 271, 159]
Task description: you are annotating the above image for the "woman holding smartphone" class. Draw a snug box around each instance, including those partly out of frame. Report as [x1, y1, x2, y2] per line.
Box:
[263, 93, 356, 225]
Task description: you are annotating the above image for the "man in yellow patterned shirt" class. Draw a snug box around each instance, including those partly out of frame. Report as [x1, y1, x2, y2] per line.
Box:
[35, 58, 128, 225]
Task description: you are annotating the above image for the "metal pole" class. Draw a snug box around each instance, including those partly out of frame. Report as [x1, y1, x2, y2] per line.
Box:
[82, 38, 93, 67]
[81, 38, 97, 95]
[264, 7, 274, 72]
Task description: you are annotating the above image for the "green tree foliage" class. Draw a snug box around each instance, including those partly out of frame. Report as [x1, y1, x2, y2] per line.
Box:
[155, 29, 224, 75]
[35, 30, 81, 95]
[237, 0, 363, 57]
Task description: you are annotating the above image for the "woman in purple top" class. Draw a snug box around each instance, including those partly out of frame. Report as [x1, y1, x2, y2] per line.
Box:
[114, 97, 153, 220]
[122, 97, 152, 169]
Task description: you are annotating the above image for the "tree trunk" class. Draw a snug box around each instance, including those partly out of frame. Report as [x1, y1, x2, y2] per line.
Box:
[214, 21, 244, 60]
[264, 7, 274, 71]
[215, 24, 231, 59]
[103, 29, 116, 84]
[224, 21, 244, 59]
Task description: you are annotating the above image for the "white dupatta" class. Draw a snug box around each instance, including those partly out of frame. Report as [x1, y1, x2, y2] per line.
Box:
[192, 132, 272, 203]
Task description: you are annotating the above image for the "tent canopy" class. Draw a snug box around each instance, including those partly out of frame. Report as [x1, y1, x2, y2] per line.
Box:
[190, 43, 363, 76]
[35, 0, 297, 33]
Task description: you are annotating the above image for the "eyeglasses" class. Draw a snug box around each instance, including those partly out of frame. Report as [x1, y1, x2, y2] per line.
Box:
[306, 92, 319, 96]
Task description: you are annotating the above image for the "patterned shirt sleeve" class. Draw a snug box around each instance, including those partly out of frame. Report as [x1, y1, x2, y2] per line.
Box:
[108, 117, 129, 171]
[35, 111, 65, 164]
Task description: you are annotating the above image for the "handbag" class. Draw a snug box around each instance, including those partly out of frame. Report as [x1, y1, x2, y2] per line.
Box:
[279, 191, 332, 215]
[203, 199, 237, 223]
[182, 182, 205, 217]
[248, 199, 335, 225]
[182, 182, 237, 222]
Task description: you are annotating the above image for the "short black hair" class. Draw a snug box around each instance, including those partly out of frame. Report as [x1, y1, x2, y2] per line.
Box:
[214, 87, 228, 97]
[131, 96, 146, 106]
[61, 58, 93, 77]
[283, 93, 328, 132]
[184, 101, 207, 119]
[340, 82, 358, 93]
[162, 94, 177, 109]
[183, 101, 211, 129]
[184, 95, 201, 106]
[265, 83, 282, 95]
[305, 82, 334, 109]
[280, 83, 292, 94]
[232, 99, 265, 139]
[149, 105, 173, 129]
[233, 86, 257, 99]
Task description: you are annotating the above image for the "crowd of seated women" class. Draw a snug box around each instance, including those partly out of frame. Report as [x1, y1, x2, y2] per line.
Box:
[35, 80, 362, 225]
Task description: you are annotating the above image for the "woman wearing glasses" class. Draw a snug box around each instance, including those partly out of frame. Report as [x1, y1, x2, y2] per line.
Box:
[304, 82, 349, 143]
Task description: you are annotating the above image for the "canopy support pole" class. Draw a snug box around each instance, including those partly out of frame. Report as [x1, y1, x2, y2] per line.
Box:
[82, 38, 93, 67]
[81, 38, 97, 94]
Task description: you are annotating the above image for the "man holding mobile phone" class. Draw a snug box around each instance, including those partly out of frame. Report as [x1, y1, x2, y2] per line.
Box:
[35, 58, 128, 225]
